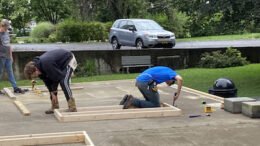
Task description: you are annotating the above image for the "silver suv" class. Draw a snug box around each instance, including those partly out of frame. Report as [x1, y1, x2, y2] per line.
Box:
[109, 19, 176, 49]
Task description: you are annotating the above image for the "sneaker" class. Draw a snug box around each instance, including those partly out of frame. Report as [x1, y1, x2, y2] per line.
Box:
[0, 90, 4, 95]
[45, 109, 54, 114]
[123, 95, 134, 109]
[14, 88, 29, 94]
[119, 94, 129, 105]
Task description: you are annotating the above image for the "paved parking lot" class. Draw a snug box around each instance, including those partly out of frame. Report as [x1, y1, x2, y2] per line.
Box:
[0, 79, 259, 146]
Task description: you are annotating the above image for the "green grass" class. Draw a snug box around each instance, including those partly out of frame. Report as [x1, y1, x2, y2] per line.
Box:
[177, 33, 260, 42]
[1, 64, 260, 98]
[178, 64, 260, 97]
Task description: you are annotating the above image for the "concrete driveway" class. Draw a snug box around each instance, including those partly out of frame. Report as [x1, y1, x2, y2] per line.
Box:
[0, 79, 259, 146]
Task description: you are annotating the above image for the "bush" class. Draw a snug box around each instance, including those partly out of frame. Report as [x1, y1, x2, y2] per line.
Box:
[199, 47, 249, 68]
[30, 22, 55, 39]
[56, 20, 107, 42]
[75, 59, 97, 77]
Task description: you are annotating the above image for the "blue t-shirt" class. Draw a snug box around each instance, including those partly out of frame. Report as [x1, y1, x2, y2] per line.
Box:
[136, 66, 177, 84]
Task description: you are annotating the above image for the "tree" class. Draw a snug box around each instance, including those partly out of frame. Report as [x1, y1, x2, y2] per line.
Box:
[0, 0, 15, 19]
[11, 0, 32, 35]
[74, 0, 150, 22]
[31, 0, 74, 24]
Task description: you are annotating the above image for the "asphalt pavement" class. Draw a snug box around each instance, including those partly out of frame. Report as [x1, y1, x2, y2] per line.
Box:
[0, 80, 259, 146]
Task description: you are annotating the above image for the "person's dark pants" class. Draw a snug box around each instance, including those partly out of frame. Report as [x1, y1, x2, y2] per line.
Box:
[50, 66, 73, 101]
[60, 66, 73, 101]
[131, 81, 160, 108]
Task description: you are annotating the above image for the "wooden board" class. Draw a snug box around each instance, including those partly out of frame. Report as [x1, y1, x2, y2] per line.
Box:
[180, 86, 224, 103]
[54, 103, 182, 122]
[13, 100, 31, 116]
[2, 88, 31, 116]
[3, 88, 16, 99]
[0, 131, 94, 146]
[41, 86, 84, 92]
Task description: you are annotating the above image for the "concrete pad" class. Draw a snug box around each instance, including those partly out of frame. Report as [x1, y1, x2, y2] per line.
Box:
[0, 79, 260, 146]
[224, 97, 256, 113]
[242, 101, 260, 118]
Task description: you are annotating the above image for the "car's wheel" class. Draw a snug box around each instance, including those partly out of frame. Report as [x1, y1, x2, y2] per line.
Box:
[136, 39, 144, 49]
[112, 37, 121, 50]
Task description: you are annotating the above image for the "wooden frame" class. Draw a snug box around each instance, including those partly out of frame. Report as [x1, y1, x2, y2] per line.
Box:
[54, 103, 182, 122]
[178, 86, 224, 103]
[0, 131, 94, 146]
[3, 88, 31, 116]
[41, 86, 84, 92]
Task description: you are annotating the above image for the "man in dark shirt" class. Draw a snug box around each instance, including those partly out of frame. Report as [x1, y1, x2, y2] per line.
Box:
[24, 49, 78, 114]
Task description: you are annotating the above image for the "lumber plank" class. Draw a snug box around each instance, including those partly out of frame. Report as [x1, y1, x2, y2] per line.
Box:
[58, 105, 123, 112]
[83, 131, 95, 146]
[180, 86, 224, 103]
[13, 100, 31, 116]
[0, 131, 94, 146]
[61, 109, 181, 122]
[54, 103, 182, 122]
[61, 107, 175, 115]
[41, 86, 84, 92]
[3, 88, 16, 99]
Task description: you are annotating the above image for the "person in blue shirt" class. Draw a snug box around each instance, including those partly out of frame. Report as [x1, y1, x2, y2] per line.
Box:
[121, 66, 183, 109]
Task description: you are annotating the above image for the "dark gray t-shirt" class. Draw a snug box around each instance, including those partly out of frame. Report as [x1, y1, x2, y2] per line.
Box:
[0, 32, 11, 58]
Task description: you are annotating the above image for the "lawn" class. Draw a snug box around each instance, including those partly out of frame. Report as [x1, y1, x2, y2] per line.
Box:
[1, 64, 260, 98]
[177, 33, 260, 42]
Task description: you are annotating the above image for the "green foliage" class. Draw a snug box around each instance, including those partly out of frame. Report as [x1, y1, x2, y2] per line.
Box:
[56, 20, 107, 42]
[31, 0, 74, 24]
[145, 10, 190, 38]
[199, 47, 249, 68]
[30, 22, 55, 40]
[75, 59, 97, 77]
[56, 19, 82, 42]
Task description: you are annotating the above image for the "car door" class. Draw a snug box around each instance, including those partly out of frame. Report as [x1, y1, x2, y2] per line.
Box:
[117, 20, 129, 45]
[124, 20, 136, 46]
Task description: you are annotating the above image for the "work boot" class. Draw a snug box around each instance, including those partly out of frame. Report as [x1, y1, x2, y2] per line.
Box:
[123, 95, 134, 109]
[45, 99, 60, 114]
[45, 99, 59, 114]
[66, 98, 77, 112]
[119, 94, 129, 105]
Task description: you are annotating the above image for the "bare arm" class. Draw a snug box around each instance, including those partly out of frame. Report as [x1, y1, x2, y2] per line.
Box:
[9, 47, 13, 62]
[173, 75, 183, 101]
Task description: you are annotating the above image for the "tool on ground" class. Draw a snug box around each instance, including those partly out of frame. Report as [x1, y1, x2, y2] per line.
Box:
[204, 106, 213, 113]
[31, 80, 37, 90]
[189, 114, 202, 118]
[202, 101, 206, 104]
[173, 92, 177, 106]
[189, 114, 210, 118]
[31, 80, 42, 94]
